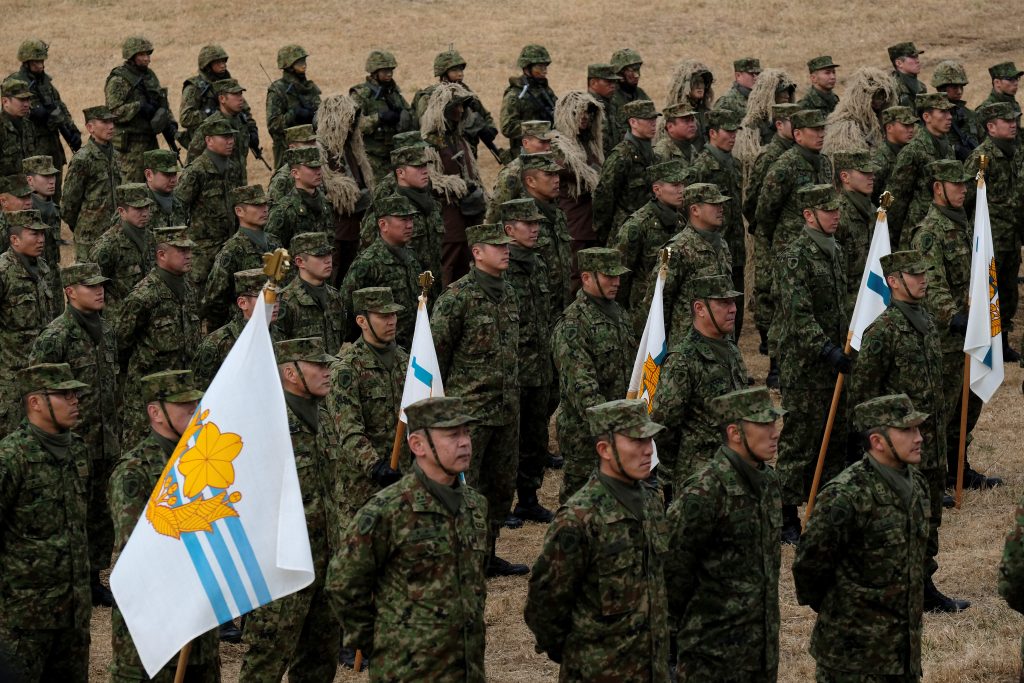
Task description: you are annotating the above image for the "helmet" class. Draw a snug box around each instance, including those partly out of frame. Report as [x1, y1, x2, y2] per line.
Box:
[197, 44, 228, 70]
[931, 60, 969, 88]
[610, 48, 642, 73]
[122, 36, 154, 60]
[517, 44, 551, 69]
[366, 50, 398, 73]
[17, 39, 48, 62]
[277, 44, 308, 70]
[433, 49, 466, 77]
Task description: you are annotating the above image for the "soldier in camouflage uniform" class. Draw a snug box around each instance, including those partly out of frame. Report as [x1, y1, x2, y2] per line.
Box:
[609, 48, 651, 130]
[715, 58, 762, 116]
[350, 50, 414, 179]
[526, 399, 669, 683]
[666, 387, 785, 682]
[326, 396, 488, 682]
[586, 63, 623, 154]
[852, 250, 970, 614]
[484, 120, 553, 222]
[501, 45, 558, 153]
[798, 56, 840, 115]
[552, 248, 635, 503]
[593, 99, 660, 244]
[266, 45, 321, 169]
[932, 60, 979, 161]
[267, 146, 332, 249]
[63, 105, 120, 261]
[239, 337, 340, 682]
[413, 48, 498, 159]
[521, 152, 573, 315]
[872, 106, 917, 205]
[0, 78, 36, 178]
[142, 149, 186, 228]
[179, 44, 259, 162]
[653, 101, 703, 164]
[89, 183, 156, 319]
[30, 262, 120, 607]
[23, 154, 63, 301]
[999, 492, 1024, 680]
[979, 62, 1022, 118]
[278, 231, 346, 354]
[889, 42, 927, 108]
[773, 185, 850, 544]
[833, 151, 879, 310]
[268, 124, 316, 203]
[0, 363, 90, 682]
[793, 394, 930, 683]
[185, 79, 250, 185]
[107, 370, 219, 682]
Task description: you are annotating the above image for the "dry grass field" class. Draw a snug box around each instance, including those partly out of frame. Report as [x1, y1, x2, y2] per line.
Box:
[8, 0, 1024, 680]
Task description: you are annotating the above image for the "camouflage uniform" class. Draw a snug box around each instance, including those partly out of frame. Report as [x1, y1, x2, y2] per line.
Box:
[608, 49, 651, 132]
[526, 399, 670, 683]
[24, 155, 64, 302]
[483, 121, 552, 222]
[89, 183, 156, 319]
[999, 491, 1024, 679]
[652, 102, 703, 165]
[715, 58, 762, 115]
[0, 364, 91, 683]
[0, 78, 37, 177]
[266, 45, 321, 168]
[979, 62, 1023, 118]
[142, 149, 187, 228]
[325, 396, 488, 683]
[62, 106, 121, 261]
[267, 124, 315, 203]
[793, 395, 929, 682]
[500, 45, 558, 151]
[586, 63, 623, 154]
[412, 50, 498, 157]
[522, 153, 573, 315]
[872, 107, 913, 204]
[349, 51, 413, 179]
[278, 232, 346, 355]
[266, 147, 332, 249]
[888, 43, 928, 108]
[833, 151, 880, 310]
[185, 102, 249, 187]
[178, 44, 257, 152]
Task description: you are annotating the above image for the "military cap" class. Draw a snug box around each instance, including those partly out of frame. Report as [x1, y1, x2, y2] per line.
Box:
[887, 42, 923, 61]
[202, 118, 236, 137]
[122, 36, 154, 60]
[976, 102, 1018, 123]
[0, 174, 31, 197]
[17, 39, 48, 63]
[588, 63, 623, 81]
[706, 108, 742, 131]
[831, 150, 880, 173]
[284, 124, 316, 144]
[1, 78, 31, 99]
[83, 105, 115, 122]
[989, 62, 1024, 80]
[212, 78, 245, 95]
[277, 44, 308, 70]
[915, 92, 955, 113]
[517, 44, 551, 69]
[499, 198, 544, 223]
[853, 393, 928, 432]
[663, 102, 697, 119]
[797, 184, 841, 210]
[622, 99, 660, 120]
[230, 184, 269, 206]
[879, 250, 927, 276]
[648, 159, 691, 185]
[143, 149, 181, 173]
[197, 44, 228, 70]
[733, 57, 762, 74]
[610, 48, 643, 72]
[771, 103, 803, 120]
[711, 387, 787, 425]
[519, 120, 555, 140]
[881, 105, 918, 125]
[520, 152, 560, 173]
[284, 146, 322, 168]
[141, 369, 204, 404]
[392, 131, 425, 148]
[275, 336, 335, 364]
[586, 399, 665, 439]
[352, 286, 405, 314]
[406, 396, 478, 433]
[116, 182, 155, 208]
[22, 155, 58, 176]
[391, 145, 429, 168]
[684, 182, 730, 205]
[690, 274, 742, 301]
[291, 231, 332, 256]
[807, 56, 839, 72]
[7, 210, 47, 232]
[233, 268, 267, 296]
[377, 194, 418, 217]
[61, 262, 109, 287]
[155, 226, 196, 248]
[433, 49, 466, 77]
[927, 159, 972, 183]
[931, 60, 969, 88]
[466, 223, 514, 246]
[365, 50, 398, 73]
[577, 247, 630, 276]
[18, 363, 88, 397]
[790, 109, 827, 129]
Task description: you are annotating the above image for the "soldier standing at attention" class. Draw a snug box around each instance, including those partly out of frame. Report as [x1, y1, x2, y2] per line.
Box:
[62, 105, 120, 261]
[980, 62, 1023, 117]
[326, 396, 489, 682]
[184, 78, 250, 185]
[268, 124, 316, 203]
[715, 58, 762, 116]
[525, 399, 669, 683]
[266, 45, 320, 169]
[798, 56, 840, 116]
[350, 50, 414, 180]
[179, 44, 258, 161]
[23, 154, 63, 301]
[932, 61, 979, 161]
[609, 48, 650, 126]
[266, 146, 332, 249]
[666, 387, 785, 682]
[871, 106, 917, 205]
[0, 78, 37, 178]
[484, 120, 554, 222]
[89, 183, 156, 320]
[793, 394, 930, 683]
[586, 63, 623, 154]
[141, 149, 186, 228]
[832, 151, 879, 311]
[501, 45, 558, 152]
[889, 42, 928, 108]
[653, 101, 703, 164]
[413, 48, 498, 159]
[521, 152, 572, 315]
[278, 231, 346, 355]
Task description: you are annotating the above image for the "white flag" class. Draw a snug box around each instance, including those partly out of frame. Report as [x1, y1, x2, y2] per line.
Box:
[628, 264, 668, 469]
[848, 207, 892, 350]
[110, 290, 314, 676]
[399, 294, 445, 422]
[964, 177, 1004, 401]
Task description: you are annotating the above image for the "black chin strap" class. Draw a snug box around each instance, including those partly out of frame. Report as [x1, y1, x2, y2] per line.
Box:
[363, 310, 386, 346]
[607, 433, 642, 482]
[938, 181, 952, 208]
[809, 208, 826, 234]
[897, 272, 923, 301]
[292, 361, 313, 397]
[424, 429, 459, 477]
[701, 297, 727, 337]
[590, 271, 612, 301]
[737, 422, 754, 456]
[158, 399, 182, 440]
[41, 392, 59, 430]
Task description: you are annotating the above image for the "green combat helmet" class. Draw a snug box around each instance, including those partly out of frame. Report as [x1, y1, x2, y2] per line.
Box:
[17, 363, 88, 398]
[517, 44, 551, 69]
[141, 369, 204, 405]
[122, 36, 154, 60]
[710, 386, 787, 425]
[17, 39, 48, 62]
[577, 247, 630, 276]
[277, 44, 308, 70]
[352, 286, 405, 314]
[586, 398, 665, 439]
[434, 49, 466, 77]
[931, 60, 969, 88]
[366, 50, 398, 74]
[198, 44, 228, 70]
[852, 393, 928, 432]
[405, 396, 478, 433]
[610, 48, 643, 73]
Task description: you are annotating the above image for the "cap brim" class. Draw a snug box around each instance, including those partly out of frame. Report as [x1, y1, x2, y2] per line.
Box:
[303, 352, 338, 364]
[597, 265, 631, 276]
[894, 410, 929, 428]
[431, 414, 480, 429]
[25, 222, 49, 231]
[708, 289, 744, 299]
[479, 236, 515, 246]
[51, 379, 89, 391]
[743, 406, 788, 423]
[78, 275, 110, 286]
[164, 389, 205, 403]
[621, 421, 666, 438]
[386, 211, 418, 218]
[368, 303, 405, 314]
[166, 240, 197, 248]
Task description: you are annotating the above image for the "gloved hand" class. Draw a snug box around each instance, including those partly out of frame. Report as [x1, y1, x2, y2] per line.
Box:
[378, 108, 400, 125]
[65, 128, 82, 152]
[29, 105, 52, 123]
[137, 99, 157, 120]
[354, 187, 372, 213]
[478, 126, 498, 145]
[949, 311, 969, 336]
[821, 341, 853, 374]
[248, 126, 260, 150]
[292, 105, 314, 125]
[149, 107, 169, 134]
[370, 459, 402, 487]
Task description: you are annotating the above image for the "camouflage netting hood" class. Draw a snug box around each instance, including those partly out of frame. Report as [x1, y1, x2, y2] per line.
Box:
[420, 82, 481, 202]
[823, 67, 898, 154]
[658, 59, 715, 142]
[735, 68, 797, 167]
[552, 90, 602, 198]
[317, 94, 376, 214]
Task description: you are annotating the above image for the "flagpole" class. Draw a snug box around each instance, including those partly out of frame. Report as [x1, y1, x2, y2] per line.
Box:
[173, 641, 193, 683]
[390, 272, 434, 470]
[803, 332, 851, 527]
[627, 247, 670, 400]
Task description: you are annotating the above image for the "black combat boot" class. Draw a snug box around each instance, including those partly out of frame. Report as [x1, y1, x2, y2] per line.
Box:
[218, 619, 243, 643]
[924, 577, 971, 613]
[513, 490, 554, 524]
[758, 328, 769, 356]
[90, 571, 115, 607]
[780, 504, 801, 545]
[1003, 331, 1021, 362]
[766, 358, 780, 390]
[487, 539, 529, 577]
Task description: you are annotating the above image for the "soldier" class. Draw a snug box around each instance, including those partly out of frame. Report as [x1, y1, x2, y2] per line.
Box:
[774, 185, 850, 544]
[525, 399, 669, 682]
[593, 99, 661, 244]
[278, 231, 346, 355]
[521, 152, 572, 314]
[653, 101, 703, 164]
[350, 50, 413, 179]
[501, 44, 558, 152]
[552, 247, 634, 502]
[185, 79, 250, 185]
[586, 63, 623, 153]
[341, 194, 419, 347]
[889, 41, 928, 108]
[266, 146, 331, 249]
[431, 223, 524, 574]
[89, 183, 156, 318]
[820, 66, 899, 156]
[105, 37, 177, 183]
[833, 151, 879, 310]
[0, 78, 37, 181]
[798, 56, 840, 115]
[141, 149, 185, 228]
[179, 44, 259, 163]
[980, 61, 1023, 117]
[266, 45, 321, 169]
[326, 287, 406, 519]
[0, 363, 90, 682]
[413, 47, 498, 159]
[106, 369, 221, 680]
[62, 105, 120, 261]
[852, 250, 970, 613]
[326, 396, 487, 681]
[0, 173, 32, 213]
[609, 48, 650, 124]
[793, 394, 930, 682]
[933, 60, 979, 161]
[715, 58, 762, 115]
[23, 154, 63, 301]
[999, 493, 1024, 680]
[268, 124, 316, 203]
[665, 59, 716, 143]
[30, 262, 120, 607]
[484, 120, 554, 222]
[872, 105, 918, 205]
[653, 274, 747, 491]
[666, 386, 784, 681]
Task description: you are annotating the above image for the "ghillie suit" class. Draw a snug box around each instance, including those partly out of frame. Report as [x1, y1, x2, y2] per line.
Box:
[735, 69, 797, 171]
[659, 60, 715, 143]
[552, 90, 603, 199]
[823, 67, 899, 154]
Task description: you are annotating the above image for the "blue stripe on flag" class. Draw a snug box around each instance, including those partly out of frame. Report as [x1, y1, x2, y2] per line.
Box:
[411, 356, 433, 387]
[867, 271, 891, 305]
[221, 516, 273, 607]
[180, 520, 234, 624]
[202, 521, 254, 614]
[653, 340, 667, 366]
[983, 345, 993, 369]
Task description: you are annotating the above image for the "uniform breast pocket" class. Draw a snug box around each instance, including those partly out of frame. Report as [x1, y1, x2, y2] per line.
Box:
[462, 315, 498, 358]
[8, 292, 39, 329]
[148, 316, 182, 353]
[597, 540, 642, 618]
[17, 478, 64, 539]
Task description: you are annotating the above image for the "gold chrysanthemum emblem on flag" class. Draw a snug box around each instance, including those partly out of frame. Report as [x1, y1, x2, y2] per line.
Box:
[640, 353, 660, 412]
[988, 257, 1001, 336]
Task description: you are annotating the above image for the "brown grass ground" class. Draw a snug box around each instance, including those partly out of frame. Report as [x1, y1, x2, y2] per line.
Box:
[10, 0, 1023, 680]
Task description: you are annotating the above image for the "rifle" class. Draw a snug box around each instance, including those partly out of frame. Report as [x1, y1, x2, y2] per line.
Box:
[239, 111, 272, 171]
[27, 77, 81, 152]
[518, 79, 555, 122]
[134, 77, 182, 164]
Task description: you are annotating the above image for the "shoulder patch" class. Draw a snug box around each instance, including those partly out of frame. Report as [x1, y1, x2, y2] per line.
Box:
[920, 233, 934, 250]
[787, 256, 799, 270]
[559, 526, 580, 554]
[356, 509, 378, 535]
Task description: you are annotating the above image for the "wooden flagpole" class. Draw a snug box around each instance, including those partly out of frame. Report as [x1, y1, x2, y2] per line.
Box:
[173, 641, 193, 683]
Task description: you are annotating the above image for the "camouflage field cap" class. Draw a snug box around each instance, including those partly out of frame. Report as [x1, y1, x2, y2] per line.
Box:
[377, 194, 418, 217]
[141, 369, 204, 404]
[202, 118, 236, 137]
[6, 210, 47, 232]
[807, 55, 839, 72]
[733, 57, 762, 74]
[586, 399, 665, 439]
[931, 60, 969, 88]
[365, 49, 398, 73]
[927, 159, 972, 183]
[706, 108, 742, 131]
[17, 39, 48, 62]
[879, 250, 927, 276]
[520, 152, 560, 173]
[2, 78, 31, 99]
[230, 184, 269, 206]
[212, 78, 245, 95]
[853, 393, 928, 432]
[233, 268, 266, 296]
[433, 49, 466, 77]
[976, 102, 1018, 123]
[122, 36, 154, 60]
[277, 44, 308, 70]
[18, 363, 88, 397]
[83, 105, 115, 122]
[771, 103, 803, 120]
[274, 337, 336, 364]
[519, 120, 555, 140]
[517, 44, 551, 69]
[577, 247, 630, 276]
[143, 149, 181, 173]
[116, 182, 155, 208]
[391, 145, 429, 168]
[831, 150, 880, 173]
[790, 109, 827, 129]
[915, 92, 955, 113]
[989, 62, 1024, 80]
[406, 396, 478, 433]
[684, 182, 730, 205]
[610, 48, 643, 72]
[499, 198, 544, 223]
[648, 159, 691, 184]
[588, 63, 623, 81]
[797, 184, 841, 211]
[690, 274, 743, 301]
[22, 155, 58, 176]
[197, 44, 228, 70]
[284, 124, 316, 144]
[467, 223, 514, 246]
[284, 146, 322, 168]
[1, 174, 31, 197]
[352, 286, 405, 314]
[622, 99, 660, 120]
[291, 231, 332, 256]
[888, 42, 923, 61]
[61, 262, 109, 287]
[881, 105, 918, 126]
[663, 102, 697, 119]
[711, 386, 787, 425]
[155, 226, 196, 248]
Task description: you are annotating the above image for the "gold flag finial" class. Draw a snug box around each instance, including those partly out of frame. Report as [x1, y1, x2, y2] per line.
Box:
[260, 248, 291, 303]
[879, 190, 894, 210]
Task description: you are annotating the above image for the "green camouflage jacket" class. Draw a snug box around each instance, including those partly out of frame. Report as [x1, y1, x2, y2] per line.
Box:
[268, 162, 294, 204]
[146, 188, 188, 229]
[506, 245, 553, 388]
[266, 72, 321, 168]
[884, 127, 954, 248]
[61, 138, 120, 240]
[90, 219, 157, 318]
[610, 84, 650, 134]
[0, 112, 36, 177]
[173, 149, 239, 245]
[593, 133, 658, 244]
[484, 157, 525, 223]
[349, 77, 413, 177]
[999, 493, 1024, 625]
[185, 110, 248, 185]
[657, 225, 732, 343]
[11, 65, 79, 167]
[715, 83, 750, 114]
[360, 183, 443, 283]
[593, 91, 620, 156]
[200, 228, 282, 329]
[179, 69, 256, 147]
[743, 134, 794, 234]
[613, 199, 683, 314]
[105, 62, 174, 141]
[836, 190, 875, 309]
[29, 193, 63, 303]
[871, 141, 902, 205]
[979, 90, 1021, 118]
[500, 75, 556, 149]
[278, 276, 346, 356]
[653, 134, 702, 165]
[966, 136, 1022, 252]
[798, 87, 839, 116]
[266, 186, 332, 249]
[340, 237, 420, 348]
[893, 71, 927, 109]
[533, 196, 573, 316]
[910, 204, 971, 353]
[755, 144, 831, 252]
[691, 144, 745, 260]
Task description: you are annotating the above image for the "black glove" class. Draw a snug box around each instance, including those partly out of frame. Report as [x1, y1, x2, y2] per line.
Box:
[821, 342, 853, 374]
[378, 108, 400, 125]
[137, 99, 157, 120]
[29, 105, 51, 123]
[292, 106, 314, 125]
[478, 126, 498, 145]
[949, 311, 969, 336]
[248, 126, 260, 150]
[166, 120, 178, 139]
[60, 125, 82, 153]
[370, 459, 402, 487]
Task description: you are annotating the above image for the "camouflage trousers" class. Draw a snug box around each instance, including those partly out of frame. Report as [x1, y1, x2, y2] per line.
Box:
[0, 623, 89, 683]
[466, 417, 519, 543]
[815, 665, 920, 682]
[516, 383, 551, 498]
[921, 466, 944, 578]
[115, 135, 159, 184]
[941, 350, 983, 481]
[88, 454, 115, 574]
[556, 413, 596, 505]
[677, 656, 778, 683]
[732, 262, 746, 342]
[776, 385, 849, 506]
[110, 606, 220, 682]
[753, 233, 774, 338]
[190, 238, 226, 293]
[997, 248, 1021, 330]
